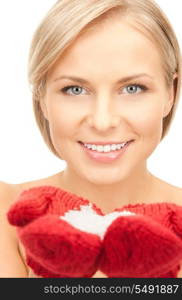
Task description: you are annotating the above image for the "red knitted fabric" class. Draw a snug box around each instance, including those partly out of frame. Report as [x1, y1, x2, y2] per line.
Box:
[7, 185, 182, 278]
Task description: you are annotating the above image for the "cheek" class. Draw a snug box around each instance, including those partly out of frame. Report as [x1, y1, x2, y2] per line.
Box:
[136, 110, 163, 138]
[127, 97, 164, 135]
[47, 104, 77, 142]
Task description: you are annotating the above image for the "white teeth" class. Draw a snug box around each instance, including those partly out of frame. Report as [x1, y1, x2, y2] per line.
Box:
[110, 144, 117, 151]
[83, 142, 128, 152]
[104, 145, 111, 152]
[96, 145, 104, 152]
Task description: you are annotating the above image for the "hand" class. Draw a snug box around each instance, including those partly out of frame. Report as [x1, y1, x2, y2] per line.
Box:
[99, 214, 182, 277]
[19, 214, 102, 278]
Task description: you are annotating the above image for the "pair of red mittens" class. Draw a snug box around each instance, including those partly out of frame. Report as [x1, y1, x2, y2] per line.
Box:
[7, 186, 182, 278]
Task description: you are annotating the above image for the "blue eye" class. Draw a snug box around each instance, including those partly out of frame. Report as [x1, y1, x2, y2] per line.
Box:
[123, 84, 147, 94]
[61, 85, 86, 95]
[60, 83, 148, 96]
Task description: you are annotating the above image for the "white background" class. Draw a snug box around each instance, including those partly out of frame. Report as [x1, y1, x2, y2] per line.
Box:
[0, 0, 181, 186]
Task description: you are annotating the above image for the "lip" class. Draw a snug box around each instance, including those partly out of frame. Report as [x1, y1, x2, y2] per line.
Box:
[78, 140, 134, 163]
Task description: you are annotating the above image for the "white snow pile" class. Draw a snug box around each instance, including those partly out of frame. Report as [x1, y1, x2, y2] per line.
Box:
[60, 204, 135, 239]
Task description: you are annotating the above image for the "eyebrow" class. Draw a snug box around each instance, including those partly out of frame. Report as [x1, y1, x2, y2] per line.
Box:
[53, 73, 154, 84]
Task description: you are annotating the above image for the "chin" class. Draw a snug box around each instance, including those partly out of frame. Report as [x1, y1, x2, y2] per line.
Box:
[80, 168, 130, 186]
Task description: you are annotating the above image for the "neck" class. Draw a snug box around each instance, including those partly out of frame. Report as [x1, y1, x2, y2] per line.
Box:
[59, 164, 157, 214]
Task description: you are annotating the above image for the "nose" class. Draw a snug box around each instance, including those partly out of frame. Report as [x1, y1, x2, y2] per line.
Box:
[87, 95, 121, 131]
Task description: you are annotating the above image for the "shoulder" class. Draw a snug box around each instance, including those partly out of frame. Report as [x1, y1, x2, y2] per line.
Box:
[0, 181, 18, 246]
[163, 181, 182, 206]
[0, 172, 61, 245]
[0, 172, 62, 206]
[155, 177, 182, 206]
[16, 172, 63, 194]
[0, 181, 20, 209]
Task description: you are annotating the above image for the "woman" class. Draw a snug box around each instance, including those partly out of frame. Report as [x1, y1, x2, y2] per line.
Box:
[0, 0, 182, 277]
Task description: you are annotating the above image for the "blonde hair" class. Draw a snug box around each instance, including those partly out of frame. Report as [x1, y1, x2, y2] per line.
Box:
[28, 0, 182, 158]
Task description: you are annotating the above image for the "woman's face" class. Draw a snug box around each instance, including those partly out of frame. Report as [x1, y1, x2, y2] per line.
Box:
[42, 17, 174, 184]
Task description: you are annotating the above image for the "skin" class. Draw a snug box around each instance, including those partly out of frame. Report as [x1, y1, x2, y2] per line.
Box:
[41, 16, 175, 214]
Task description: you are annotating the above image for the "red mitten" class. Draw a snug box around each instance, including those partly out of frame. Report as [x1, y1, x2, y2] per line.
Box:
[7, 186, 102, 277]
[99, 213, 182, 277]
[19, 214, 101, 277]
[7, 186, 182, 278]
[7, 186, 57, 226]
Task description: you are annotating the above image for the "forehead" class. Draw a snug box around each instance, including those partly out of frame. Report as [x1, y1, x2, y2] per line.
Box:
[48, 17, 164, 83]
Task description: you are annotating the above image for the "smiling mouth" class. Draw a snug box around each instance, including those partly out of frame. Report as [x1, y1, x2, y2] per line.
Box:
[78, 140, 134, 152]
[77, 140, 134, 163]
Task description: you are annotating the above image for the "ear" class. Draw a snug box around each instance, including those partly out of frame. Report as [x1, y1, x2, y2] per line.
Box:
[163, 73, 178, 118]
[40, 97, 49, 121]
